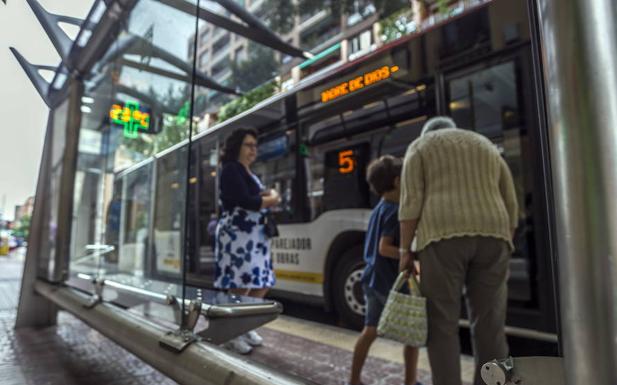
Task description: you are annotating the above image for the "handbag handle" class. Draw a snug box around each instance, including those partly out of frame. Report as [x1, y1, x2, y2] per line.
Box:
[392, 271, 422, 296]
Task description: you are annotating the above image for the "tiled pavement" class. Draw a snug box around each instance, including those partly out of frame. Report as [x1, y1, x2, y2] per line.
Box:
[0, 250, 176, 385]
[0, 249, 474, 385]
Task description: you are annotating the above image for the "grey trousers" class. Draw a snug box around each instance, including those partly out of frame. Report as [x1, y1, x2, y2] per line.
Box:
[419, 236, 510, 385]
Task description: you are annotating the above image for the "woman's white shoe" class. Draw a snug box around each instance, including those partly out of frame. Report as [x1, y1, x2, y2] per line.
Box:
[243, 330, 263, 347]
[225, 336, 253, 354]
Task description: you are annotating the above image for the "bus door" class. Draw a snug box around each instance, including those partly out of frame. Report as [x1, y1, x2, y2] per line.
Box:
[442, 49, 554, 330]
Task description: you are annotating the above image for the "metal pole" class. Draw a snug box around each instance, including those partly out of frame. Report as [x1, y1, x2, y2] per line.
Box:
[534, 0, 617, 384]
[53, 78, 83, 282]
[15, 111, 58, 328]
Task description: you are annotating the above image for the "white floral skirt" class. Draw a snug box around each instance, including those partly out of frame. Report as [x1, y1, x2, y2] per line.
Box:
[214, 207, 275, 289]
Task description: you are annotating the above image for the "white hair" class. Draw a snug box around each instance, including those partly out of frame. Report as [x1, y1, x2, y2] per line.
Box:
[421, 116, 457, 136]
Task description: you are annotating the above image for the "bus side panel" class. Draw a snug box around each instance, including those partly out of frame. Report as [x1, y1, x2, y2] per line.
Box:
[272, 209, 371, 298]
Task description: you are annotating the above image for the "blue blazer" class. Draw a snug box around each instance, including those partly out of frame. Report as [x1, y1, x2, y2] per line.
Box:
[219, 161, 262, 213]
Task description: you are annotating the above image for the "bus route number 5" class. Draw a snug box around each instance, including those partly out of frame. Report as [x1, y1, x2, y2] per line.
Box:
[338, 150, 355, 174]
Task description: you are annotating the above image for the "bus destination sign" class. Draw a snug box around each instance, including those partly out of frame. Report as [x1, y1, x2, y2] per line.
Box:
[320, 65, 399, 103]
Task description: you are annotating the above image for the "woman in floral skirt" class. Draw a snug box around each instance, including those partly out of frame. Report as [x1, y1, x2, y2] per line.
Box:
[214, 127, 281, 354]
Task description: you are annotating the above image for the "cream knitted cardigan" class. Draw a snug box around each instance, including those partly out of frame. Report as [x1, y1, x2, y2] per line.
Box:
[399, 128, 518, 251]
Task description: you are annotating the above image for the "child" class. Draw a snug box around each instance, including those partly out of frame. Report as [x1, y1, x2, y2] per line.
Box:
[349, 155, 421, 385]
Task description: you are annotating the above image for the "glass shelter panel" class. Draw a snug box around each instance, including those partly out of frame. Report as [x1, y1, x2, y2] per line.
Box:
[67, 0, 201, 325]
[152, 148, 187, 279]
[186, 140, 218, 284]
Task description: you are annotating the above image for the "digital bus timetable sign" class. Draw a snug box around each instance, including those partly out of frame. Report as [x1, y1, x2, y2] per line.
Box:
[320, 65, 400, 103]
[109, 101, 151, 139]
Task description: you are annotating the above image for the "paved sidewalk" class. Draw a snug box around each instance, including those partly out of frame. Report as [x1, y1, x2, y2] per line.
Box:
[0, 249, 175, 385]
[255, 316, 475, 385]
[0, 249, 474, 385]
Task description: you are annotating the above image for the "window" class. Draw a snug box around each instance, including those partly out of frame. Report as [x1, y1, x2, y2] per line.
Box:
[300, 9, 322, 24]
[199, 27, 209, 42]
[304, 139, 371, 219]
[448, 62, 521, 142]
[447, 60, 533, 301]
[213, 32, 231, 53]
[346, 1, 376, 27]
[300, 15, 341, 51]
[440, 8, 490, 59]
[199, 51, 209, 67]
[302, 79, 435, 219]
[234, 47, 246, 62]
[212, 57, 231, 78]
[348, 30, 373, 61]
[252, 133, 296, 223]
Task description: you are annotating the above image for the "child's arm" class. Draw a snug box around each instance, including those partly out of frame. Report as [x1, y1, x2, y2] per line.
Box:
[378, 236, 400, 259]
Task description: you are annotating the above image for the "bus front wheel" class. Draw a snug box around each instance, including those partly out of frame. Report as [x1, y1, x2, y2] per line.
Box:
[332, 245, 366, 330]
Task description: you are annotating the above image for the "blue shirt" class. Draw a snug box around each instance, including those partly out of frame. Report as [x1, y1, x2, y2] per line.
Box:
[362, 199, 400, 297]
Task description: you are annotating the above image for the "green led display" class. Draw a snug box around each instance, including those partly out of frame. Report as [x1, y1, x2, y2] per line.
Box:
[109, 101, 151, 139]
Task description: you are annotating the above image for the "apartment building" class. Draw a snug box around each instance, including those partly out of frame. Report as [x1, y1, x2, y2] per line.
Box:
[190, 0, 384, 112]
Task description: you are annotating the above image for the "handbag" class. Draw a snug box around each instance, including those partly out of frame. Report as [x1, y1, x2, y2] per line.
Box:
[263, 212, 279, 238]
[377, 272, 427, 347]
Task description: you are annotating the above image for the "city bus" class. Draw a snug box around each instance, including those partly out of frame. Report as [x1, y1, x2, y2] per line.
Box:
[110, 0, 558, 336]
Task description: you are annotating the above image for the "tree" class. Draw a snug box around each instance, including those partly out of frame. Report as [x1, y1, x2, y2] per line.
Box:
[13, 215, 30, 239]
[261, 0, 296, 34]
[262, 0, 409, 34]
[231, 42, 279, 92]
[217, 80, 279, 123]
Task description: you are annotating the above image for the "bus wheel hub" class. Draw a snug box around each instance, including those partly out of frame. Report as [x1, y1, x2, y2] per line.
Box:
[344, 269, 366, 316]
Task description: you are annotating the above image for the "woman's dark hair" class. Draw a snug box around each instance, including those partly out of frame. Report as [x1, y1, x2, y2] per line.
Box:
[366, 155, 402, 195]
[220, 128, 258, 163]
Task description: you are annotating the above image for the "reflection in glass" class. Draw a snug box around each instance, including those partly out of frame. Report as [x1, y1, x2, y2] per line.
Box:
[186, 141, 218, 280]
[119, 163, 153, 276]
[153, 147, 187, 278]
[68, 0, 200, 292]
[447, 61, 533, 302]
[39, 100, 70, 279]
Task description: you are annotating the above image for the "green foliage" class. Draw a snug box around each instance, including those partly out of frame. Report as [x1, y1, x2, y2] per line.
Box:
[231, 42, 279, 92]
[13, 215, 30, 239]
[262, 0, 295, 34]
[155, 115, 190, 152]
[379, 0, 455, 44]
[379, 7, 414, 43]
[217, 80, 279, 123]
[436, 0, 450, 15]
[263, 0, 408, 33]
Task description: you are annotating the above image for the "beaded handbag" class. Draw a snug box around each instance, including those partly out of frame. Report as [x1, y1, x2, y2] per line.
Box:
[377, 272, 427, 347]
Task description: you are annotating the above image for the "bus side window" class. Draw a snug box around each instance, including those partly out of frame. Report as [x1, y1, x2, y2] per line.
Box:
[252, 153, 296, 223]
[376, 118, 425, 158]
[306, 141, 375, 219]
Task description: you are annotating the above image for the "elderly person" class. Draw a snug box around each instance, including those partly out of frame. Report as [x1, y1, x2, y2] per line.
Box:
[398, 117, 518, 385]
[215, 128, 281, 354]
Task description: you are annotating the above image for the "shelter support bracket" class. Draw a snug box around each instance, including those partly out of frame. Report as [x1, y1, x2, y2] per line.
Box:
[482, 357, 564, 385]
